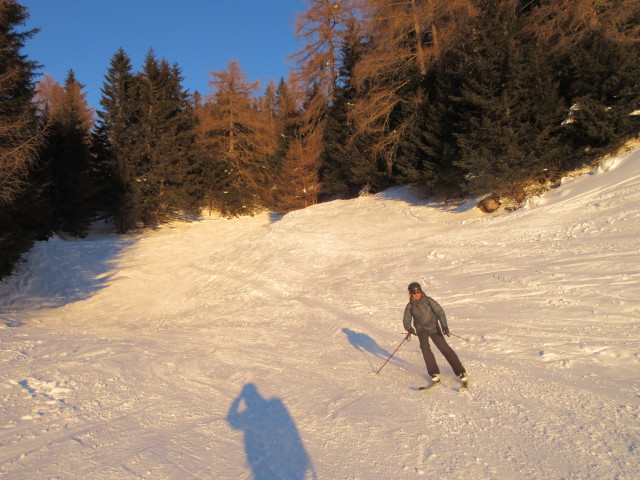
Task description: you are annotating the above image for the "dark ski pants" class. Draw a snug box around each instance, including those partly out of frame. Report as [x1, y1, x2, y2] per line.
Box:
[417, 331, 466, 377]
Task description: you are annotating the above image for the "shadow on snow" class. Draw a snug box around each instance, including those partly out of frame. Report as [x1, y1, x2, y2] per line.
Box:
[227, 383, 316, 480]
[342, 328, 407, 371]
[0, 231, 137, 323]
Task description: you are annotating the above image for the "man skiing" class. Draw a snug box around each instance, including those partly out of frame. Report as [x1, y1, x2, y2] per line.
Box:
[403, 282, 468, 386]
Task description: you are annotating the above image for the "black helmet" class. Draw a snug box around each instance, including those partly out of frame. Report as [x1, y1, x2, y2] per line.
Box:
[408, 282, 422, 294]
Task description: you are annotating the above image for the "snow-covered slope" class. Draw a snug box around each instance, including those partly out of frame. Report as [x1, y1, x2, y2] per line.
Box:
[1, 148, 639, 480]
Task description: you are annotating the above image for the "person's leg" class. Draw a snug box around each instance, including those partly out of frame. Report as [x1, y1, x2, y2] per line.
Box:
[430, 334, 466, 376]
[417, 331, 440, 376]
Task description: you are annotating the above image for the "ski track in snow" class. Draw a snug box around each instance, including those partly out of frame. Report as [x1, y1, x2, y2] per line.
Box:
[0, 148, 639, 479]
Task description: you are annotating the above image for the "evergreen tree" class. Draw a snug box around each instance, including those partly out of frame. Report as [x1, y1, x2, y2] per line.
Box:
[0, 0, 48, 278]
[134, 52, 202, 224]
[449, 0, 567, 196]
[319, 21, 370, 198]
[38, 70, 95, 236]
[0, 0, 44, 205]
[97, 48, 140, 232]
[558, 29, 640, 149]
[417, 59, 467, 195]
[349, 0, 476, 179]
[88, 121, 115, 219]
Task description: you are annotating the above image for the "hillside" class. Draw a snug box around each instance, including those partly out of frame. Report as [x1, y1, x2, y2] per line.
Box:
[1, 148, 639, 480]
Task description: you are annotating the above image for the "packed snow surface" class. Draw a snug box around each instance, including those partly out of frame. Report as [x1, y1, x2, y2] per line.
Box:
[1, 148, 639, 480]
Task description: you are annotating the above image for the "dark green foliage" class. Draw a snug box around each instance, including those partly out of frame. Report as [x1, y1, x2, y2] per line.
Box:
[0, 0, 48, 279]
[0, 158, 53, 279]
[97, 49, 202, 231]
[391, 90, 429, 187]
[4, 0, 639, 276]
[447, 1, 568, 195]
[97, 48, 140, 232]
[559, 29, 640, 148]
[0, 1, 39, 117]
[42, 70, 95, 236]
[134, 52, 202, 223]
[418, 63, 467, 196]
[315, 0, 639, 202]
[89, 122, 117, 218]
[320, 25, 362, 199]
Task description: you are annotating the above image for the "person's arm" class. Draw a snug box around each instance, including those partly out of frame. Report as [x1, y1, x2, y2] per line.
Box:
[429, 297, 449, 332]
[403, 303, 414, 333]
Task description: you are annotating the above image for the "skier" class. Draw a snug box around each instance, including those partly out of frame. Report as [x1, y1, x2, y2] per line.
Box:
[403, 282, 468, 386]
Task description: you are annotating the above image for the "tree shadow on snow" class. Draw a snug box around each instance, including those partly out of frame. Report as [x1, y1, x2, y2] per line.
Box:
[342, 328, 406, 371]
[0, 230, 137, 322]
[376, 186, 482, 213]
[227, 383, 316, 480]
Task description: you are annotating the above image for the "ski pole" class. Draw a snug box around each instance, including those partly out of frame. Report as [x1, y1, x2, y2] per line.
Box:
[450, 332, 470, 342]
[376, 332, 411, 374]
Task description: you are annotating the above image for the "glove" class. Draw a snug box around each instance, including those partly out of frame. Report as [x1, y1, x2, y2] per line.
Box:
[407, 327, 416, 335]
[442, 327, 450, 337]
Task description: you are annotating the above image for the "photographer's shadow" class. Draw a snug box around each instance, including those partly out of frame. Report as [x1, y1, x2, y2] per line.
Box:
[227, 383, 314, 480]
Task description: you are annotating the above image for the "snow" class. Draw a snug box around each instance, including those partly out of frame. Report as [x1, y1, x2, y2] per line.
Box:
[1, 148, 639, 480]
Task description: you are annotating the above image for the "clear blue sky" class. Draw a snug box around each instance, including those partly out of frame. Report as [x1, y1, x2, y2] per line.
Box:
[22, 0, 306, 109]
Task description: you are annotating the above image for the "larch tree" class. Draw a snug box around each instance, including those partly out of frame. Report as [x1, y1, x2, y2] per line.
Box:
[349, 0, 476, 177]
[0, 0, 51, 279]
[256, 78, 280, 204]
[290, 0, 357, 105]
[522, 0, 640, 49]
[272, 76, 302, 181]
[200, 60, 272, 216]
[272, 77, 328, 213]
[0, 0, 45, 206]
[279, 0, 358, 212]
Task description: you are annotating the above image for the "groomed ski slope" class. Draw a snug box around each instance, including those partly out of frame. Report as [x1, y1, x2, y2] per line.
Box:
[1, 147, 639, 479]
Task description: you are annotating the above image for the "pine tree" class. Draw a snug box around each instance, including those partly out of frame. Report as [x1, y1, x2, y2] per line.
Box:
[558, 29, 640, 149]
[416, 59, 467, 195]
[449, 0, 567, 196]
[0, 0, 44, 205]
[349, 0, 477, 178]
[134, 52, 201, 224]
[97, 48, 140, 232]
[38, 70, 95, 236]
[319, 20, 369, 198]
[0, 0, 48, 278]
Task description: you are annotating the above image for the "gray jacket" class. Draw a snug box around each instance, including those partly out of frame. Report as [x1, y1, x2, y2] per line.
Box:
[403, 295, 448, 334]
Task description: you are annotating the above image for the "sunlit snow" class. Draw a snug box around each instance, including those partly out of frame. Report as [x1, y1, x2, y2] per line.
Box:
[1, 148, 639, 479]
